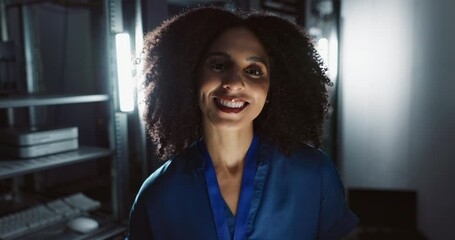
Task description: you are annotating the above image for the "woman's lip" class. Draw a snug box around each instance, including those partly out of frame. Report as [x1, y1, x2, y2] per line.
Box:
[214, 99, 248, 113]
[214, 96, 248, 103]
[213, 97, 249, 114]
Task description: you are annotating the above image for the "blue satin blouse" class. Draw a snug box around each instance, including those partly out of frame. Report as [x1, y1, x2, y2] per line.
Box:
[127, 139, 358, 239]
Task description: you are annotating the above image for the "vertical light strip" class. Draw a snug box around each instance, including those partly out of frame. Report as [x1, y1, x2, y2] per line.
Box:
[115, 33, 134, 112]
[317, 36, 338, 82]
[317, 37, 329, 67]
[0, 0, 9, 41]
[328, 31, 338, 82]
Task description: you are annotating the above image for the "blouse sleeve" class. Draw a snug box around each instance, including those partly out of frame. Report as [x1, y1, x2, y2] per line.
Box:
[126, 193, 154, 240]
[317, 156, 358, 240]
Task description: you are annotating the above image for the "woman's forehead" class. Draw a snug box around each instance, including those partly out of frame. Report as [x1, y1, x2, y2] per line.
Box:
[206, 27, 269, 63]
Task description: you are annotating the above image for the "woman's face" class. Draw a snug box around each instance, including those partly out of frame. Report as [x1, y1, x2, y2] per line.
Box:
[198, 27, 270, 131]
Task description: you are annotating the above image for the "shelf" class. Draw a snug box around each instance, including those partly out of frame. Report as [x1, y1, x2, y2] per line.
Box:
[0, 94, 109, 109]
[18, 211, 126, 240]
[0, 146, 112, 180]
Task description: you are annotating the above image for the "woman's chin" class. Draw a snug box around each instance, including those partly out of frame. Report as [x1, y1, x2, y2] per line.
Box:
[204, 117, 252, 132]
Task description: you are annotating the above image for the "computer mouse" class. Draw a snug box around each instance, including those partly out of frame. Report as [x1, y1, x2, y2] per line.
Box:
[67, 217, 99, 234]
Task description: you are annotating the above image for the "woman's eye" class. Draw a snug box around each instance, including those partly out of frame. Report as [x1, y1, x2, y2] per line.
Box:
[209, 62, 227, 72]
[245, 67, 263, 77]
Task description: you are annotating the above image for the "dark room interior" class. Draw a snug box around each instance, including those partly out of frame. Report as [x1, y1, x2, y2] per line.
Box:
[0, 0, 454, 239]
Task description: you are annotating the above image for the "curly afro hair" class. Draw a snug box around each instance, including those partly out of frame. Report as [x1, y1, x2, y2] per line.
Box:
[142, 7, 332, 161]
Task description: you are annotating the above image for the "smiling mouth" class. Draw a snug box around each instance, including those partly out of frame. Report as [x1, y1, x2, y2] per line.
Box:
[214, 97, 249, 113]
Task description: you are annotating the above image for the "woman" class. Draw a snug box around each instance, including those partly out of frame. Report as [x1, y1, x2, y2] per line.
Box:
[128, 6, 358, 240]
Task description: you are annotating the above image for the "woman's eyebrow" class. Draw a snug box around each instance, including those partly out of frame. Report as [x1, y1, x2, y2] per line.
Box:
[206, 51, 268, 66]
[246, 56, 268, 67]
[205, 51, 229, 59]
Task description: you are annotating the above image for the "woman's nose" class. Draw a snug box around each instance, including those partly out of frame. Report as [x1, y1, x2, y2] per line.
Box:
[222, 68, 245, 91]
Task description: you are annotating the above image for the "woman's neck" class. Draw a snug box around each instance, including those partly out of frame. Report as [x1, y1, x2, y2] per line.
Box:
[203, 124, 254, 172]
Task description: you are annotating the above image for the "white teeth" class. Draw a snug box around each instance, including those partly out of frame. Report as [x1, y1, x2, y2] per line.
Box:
[216, 99, 246, 108]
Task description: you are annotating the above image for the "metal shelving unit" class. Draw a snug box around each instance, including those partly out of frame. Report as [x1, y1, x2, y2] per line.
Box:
[0, 94, 113, 179]
[0, 93, 123, 238]
[0, 0, 137, 238]
[0, 146, 112, 180]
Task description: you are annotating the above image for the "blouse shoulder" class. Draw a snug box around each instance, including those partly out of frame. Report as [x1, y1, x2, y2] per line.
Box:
[293, 146, 358, 239]
[262, 143, 358, 238]
[264, 142, 336, 171]
[133, 145, 201, 202]
[134, 159, 173, 199]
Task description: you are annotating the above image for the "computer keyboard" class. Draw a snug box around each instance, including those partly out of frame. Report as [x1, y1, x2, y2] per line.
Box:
[63, 192, 101, 212]
[0, 192, 101, 240]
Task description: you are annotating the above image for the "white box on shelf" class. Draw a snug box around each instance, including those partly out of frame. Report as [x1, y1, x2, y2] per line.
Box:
[0, 126, 78, 146]
[0, 138, 79, 158]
